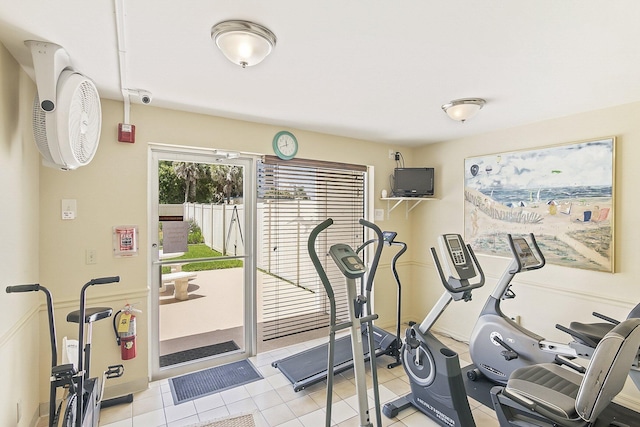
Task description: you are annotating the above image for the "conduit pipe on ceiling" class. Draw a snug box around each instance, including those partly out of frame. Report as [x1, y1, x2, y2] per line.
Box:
[114, 0, 131, 124]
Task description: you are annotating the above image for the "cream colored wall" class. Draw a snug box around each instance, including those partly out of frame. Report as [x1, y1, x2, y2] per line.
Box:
[410, 102, 640, 409]
[0, 43, 42, 426]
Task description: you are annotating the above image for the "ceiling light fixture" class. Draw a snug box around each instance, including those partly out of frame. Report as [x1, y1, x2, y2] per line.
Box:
[441, 98, 486, 122]
[211, 20, 276, 68]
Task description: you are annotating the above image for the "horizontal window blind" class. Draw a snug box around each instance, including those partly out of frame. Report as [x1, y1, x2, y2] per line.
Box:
[258, 156, 366, 341]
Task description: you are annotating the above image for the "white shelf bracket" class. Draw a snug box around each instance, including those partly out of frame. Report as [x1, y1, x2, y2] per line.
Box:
[382, 197, 434, 219]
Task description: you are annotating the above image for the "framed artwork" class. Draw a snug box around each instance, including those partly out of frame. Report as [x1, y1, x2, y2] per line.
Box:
[464, 137, 615, 272]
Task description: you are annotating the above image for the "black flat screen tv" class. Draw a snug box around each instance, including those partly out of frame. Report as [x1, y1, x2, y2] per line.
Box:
[393, 167, 435, 197]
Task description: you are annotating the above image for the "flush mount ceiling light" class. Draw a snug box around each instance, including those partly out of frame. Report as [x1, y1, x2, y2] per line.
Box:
[211, 20, 276, 68]
[441, 98, 486, 122]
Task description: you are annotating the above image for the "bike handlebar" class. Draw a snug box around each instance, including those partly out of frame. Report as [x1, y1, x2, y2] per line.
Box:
[431, 243, 485, 294]
[508, 233, 546, 272]
[6, 284, 41, 293]
[88, 276, 120, 286]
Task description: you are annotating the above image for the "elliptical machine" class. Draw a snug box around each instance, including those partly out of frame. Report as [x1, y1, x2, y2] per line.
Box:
[467, 234, 579, 384]
[383, 234, 485, 426]
[271, 226, 406, 391]
[308, 218, 383, 427]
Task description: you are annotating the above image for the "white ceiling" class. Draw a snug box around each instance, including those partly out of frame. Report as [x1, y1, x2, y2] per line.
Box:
[1, 1, 639, 146]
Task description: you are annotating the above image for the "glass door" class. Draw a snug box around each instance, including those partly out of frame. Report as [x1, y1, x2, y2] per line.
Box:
[149, 146, 256, 380]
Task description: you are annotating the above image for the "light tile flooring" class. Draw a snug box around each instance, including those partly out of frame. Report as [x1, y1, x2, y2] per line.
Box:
[68, 333, 499, 427]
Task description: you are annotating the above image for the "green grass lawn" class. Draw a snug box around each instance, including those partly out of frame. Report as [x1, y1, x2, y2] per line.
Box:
[161, 244, 243, 273]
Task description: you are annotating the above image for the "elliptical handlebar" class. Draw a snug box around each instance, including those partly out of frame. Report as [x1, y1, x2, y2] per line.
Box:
[359, 219, 384, 293]
[507, 233, 545, 272]
[308, 219, 335, 310]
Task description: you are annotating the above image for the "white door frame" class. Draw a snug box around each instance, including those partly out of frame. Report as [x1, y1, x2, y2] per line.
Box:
[148, 143, 258, 380]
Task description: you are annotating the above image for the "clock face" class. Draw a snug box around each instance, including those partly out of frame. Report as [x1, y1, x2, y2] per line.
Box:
[273, 131, 298, 160]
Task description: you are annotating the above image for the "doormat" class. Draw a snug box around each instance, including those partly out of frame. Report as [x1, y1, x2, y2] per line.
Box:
[461, 364, 640, 424]
[169, 359, 262, 404]
[160, 341, 240, 367]
[186, 414, 255, 427]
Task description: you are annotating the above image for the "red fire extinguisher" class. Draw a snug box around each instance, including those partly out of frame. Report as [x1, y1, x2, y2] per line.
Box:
[113, 304, 141, 360]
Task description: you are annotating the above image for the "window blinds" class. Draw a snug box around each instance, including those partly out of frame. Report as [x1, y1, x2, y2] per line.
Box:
[258, 156, 366, 341]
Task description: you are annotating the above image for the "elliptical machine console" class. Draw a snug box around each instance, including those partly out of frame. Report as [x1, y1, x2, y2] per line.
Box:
[383, 234, 484, 426]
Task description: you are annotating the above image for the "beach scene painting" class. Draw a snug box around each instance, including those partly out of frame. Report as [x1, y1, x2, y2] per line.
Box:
[464, 137, 615, 272]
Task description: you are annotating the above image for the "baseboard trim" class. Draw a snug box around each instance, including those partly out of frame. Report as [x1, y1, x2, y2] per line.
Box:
[103, 377, 148, 400]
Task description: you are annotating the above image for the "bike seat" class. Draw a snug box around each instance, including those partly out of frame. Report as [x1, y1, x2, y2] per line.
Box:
[67, 307, 113, 324]
[568, 321, 614, 346]
[52, 363, 77, 377]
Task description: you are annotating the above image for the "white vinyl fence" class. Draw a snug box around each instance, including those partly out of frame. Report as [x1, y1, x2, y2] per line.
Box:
[183, 202, 245, 256]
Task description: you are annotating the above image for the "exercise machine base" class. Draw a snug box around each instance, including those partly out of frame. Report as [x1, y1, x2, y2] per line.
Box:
[383, 331, 475, 427]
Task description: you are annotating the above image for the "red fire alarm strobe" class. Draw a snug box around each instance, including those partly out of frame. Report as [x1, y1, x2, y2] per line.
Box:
[118, 123, 136, 143]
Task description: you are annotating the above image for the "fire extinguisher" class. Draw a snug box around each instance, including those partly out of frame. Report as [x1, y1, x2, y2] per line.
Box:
[113, 304, 141, 360]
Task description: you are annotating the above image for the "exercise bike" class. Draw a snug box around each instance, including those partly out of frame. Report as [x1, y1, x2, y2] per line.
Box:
[383, 233, 485, 426]
[556, 302, 640, 390]
[466, 233, 579, 384]
[490, 317, 640, 426]
[6, 276, 132, 427]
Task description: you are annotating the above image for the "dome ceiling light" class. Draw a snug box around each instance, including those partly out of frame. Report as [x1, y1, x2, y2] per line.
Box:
[441, 98, 486, 122]
[211, 20, 277, 68]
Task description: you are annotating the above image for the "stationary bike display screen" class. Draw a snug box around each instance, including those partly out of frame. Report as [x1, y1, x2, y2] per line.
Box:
[512, 237, 539, 268]
[447, 236, 465, 265]
[441, 234, 477, 280]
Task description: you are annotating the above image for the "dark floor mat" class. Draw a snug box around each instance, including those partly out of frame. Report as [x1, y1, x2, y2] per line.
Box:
[461, 364, 640, 425]
[160, 340, 239, 367]
[169, 359, 262, 404]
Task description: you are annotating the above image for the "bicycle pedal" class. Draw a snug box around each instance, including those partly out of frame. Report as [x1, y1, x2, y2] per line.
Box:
[501, 350, 519, 361]
[106, 364, 125, 379]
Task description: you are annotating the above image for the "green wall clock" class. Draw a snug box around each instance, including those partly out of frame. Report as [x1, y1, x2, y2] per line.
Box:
[273, 131, 298, 160]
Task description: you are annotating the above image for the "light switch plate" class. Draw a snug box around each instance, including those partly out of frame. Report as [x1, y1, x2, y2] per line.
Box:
[62, 199, 77, 220]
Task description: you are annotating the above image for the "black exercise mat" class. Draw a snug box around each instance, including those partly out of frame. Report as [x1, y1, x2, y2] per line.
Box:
[461, 364, 640, 425]
[160, 340, 239, 367]
[169, 359, 262, 404]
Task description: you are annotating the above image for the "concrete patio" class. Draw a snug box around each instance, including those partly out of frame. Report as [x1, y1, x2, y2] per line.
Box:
[159, 267, 330, 360]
